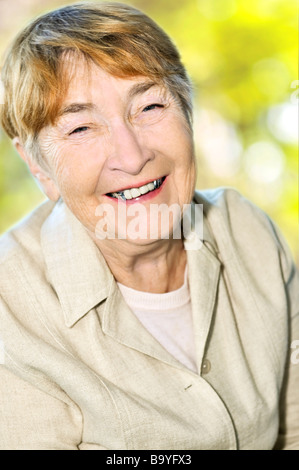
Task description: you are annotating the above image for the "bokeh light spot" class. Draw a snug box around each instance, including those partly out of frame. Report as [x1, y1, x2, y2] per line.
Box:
[194, 109, 242, 178]
[251, 58, 290, 99]
[267, 102, 298, 144]
[243, 141, 285, 184]
[197, 0, 237, 21]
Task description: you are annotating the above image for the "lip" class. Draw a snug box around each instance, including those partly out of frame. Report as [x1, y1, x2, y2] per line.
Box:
[105, 175, 167, 204]
[106, 177, 166, 194]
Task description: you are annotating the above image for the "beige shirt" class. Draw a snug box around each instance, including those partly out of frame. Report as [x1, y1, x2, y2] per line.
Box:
[0, 188, 298, 450]
[117, 267, 197, 373]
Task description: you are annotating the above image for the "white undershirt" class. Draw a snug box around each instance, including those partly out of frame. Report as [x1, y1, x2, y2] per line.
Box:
[117, 268, 198, 373]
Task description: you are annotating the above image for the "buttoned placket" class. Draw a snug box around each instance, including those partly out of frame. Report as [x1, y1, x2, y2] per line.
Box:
[99, 238, 237, 449]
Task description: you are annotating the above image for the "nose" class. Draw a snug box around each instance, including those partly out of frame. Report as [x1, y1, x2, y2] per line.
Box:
[107, 121, 154, 174]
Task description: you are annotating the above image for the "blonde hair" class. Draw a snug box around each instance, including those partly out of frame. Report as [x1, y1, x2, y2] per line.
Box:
[0, 2, 193, 158]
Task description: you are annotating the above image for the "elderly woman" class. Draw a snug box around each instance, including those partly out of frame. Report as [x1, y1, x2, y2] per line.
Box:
[0, 2, 298, 451]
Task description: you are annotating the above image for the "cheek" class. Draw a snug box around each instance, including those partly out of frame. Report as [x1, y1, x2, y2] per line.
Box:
[168, 121, 196, 198]
[171, 131, 195, 175]
[162, 114, 194, 158]
[41, 141, 104, 198]
[57, 162, 101, 200]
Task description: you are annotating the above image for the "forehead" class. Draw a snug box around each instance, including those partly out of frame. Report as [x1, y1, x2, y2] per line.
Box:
[58, 55, 163, 112]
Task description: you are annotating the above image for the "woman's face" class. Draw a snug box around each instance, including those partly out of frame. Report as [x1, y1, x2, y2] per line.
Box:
[38, 58, 196, 244]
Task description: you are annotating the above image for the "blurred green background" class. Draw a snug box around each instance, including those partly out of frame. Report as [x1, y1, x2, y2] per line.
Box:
[0, 0, 298, 261]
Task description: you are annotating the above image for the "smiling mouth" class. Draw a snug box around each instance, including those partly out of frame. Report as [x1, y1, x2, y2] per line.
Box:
[107, 176, 166, 201]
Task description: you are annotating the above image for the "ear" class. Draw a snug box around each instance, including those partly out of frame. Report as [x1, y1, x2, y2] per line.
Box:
[13, 137, 60, 202]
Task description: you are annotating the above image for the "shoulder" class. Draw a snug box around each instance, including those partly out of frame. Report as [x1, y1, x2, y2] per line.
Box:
[195, 186, 299, 318]
[0, 200, 56, 265]
[194, 186, 286, 255]
[194, 186, 268, 223]
[0, 200, 56, 313]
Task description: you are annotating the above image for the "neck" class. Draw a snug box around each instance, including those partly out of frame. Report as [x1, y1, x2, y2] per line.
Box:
[91, 236, 186, 293]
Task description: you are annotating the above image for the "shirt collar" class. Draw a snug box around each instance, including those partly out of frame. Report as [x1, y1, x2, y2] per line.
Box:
[41, 199, 113, 327]
[40, 195, 219, 328]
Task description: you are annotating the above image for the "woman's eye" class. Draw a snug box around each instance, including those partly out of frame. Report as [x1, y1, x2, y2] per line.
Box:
[142, 103, 164, 112]
[69, 126, 89, 135]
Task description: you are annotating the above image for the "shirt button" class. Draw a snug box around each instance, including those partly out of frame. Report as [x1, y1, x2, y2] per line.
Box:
[201, 358, 211, 375]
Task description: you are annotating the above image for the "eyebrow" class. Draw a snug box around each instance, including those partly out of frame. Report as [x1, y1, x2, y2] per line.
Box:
[58, 102, 96, 117]
[127, 80, 158, 98]
[57, 80, 159, 118]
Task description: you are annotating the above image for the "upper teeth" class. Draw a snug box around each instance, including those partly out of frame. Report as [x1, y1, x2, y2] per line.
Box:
[111, 178, 163, 200]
